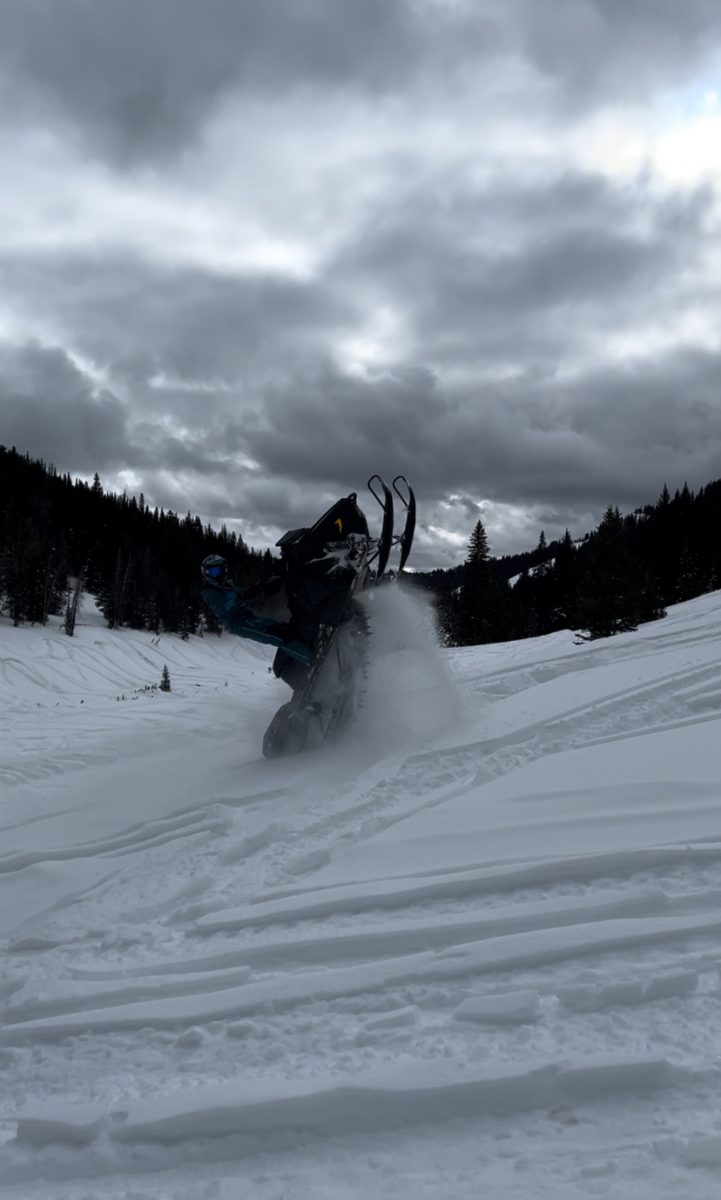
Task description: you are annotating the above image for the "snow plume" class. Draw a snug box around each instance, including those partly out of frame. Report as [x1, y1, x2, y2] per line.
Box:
[356, 583, 461, 753]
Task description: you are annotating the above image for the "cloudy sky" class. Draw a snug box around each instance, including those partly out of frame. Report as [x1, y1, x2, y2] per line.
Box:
[2, 0, 721, 568]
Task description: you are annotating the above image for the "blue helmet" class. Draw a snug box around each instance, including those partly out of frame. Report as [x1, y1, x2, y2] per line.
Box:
[201, 553, 228, 585]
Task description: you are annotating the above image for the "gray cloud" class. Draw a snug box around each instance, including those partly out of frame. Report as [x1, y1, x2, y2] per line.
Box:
[207, 345, 720, 561]
[0, 0, 422, 163]
[335, 171, 712, 366]
[2, 161, 720, 563]
[512, 0, 721, 108]
[2, 2, 721, 566]
[3, 1, 721, 165]
[0, 342, 129, 471]
[0, 251, 355, 388]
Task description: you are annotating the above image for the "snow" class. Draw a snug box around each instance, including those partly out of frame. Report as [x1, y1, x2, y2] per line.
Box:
[2, 588, 721, 1197]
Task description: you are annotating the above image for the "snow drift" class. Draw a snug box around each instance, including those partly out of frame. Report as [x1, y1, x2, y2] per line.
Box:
[2, 589, 721, 1198]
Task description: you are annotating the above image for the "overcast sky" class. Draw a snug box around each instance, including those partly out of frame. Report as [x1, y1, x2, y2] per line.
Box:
[2, 0, 721, 568]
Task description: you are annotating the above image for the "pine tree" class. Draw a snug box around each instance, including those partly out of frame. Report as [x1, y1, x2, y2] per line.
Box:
[434, 585, 461, 646]
[527, 529, 554, 633]
[160, 664, 171, 692]
[466, 520, 489, 565]
[458, 520, 488, 644]
[533, 530, 549, 574]
[510, 567, 537, 638]
[638, 571, 666, 624]
[676, 546, 703, 601]
[457, 518, 511, 645]
[548, 529, 579, 630]
[576, 506, 643, 639]
[99, 549, 133, 629]
[64, 572, 84, 636]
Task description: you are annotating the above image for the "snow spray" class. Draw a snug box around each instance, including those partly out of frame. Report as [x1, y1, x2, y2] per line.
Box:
[355, 584, 462, 753]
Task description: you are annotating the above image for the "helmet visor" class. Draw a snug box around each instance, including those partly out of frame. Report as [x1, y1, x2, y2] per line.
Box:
[204, 563, 227, 580]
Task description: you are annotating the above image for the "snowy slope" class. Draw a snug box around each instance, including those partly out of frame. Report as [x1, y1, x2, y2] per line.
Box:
[2, 589, 721, 1198]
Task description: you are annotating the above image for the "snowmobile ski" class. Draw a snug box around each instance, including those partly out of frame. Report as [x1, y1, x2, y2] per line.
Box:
[367, 474, 394, 581]
[393, 475, 416, 573]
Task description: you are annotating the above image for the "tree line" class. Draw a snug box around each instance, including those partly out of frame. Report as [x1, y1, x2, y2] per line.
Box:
[422, 480, 721, 644]
[0, 445, 272, 635]
[2, 445, 719, 647]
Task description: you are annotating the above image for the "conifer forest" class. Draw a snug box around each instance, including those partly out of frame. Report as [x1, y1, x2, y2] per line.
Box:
[1, 443, 720, 645]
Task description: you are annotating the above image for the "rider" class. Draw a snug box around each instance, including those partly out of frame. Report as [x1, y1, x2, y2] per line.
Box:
[200, 492, 371, 672]
[200, 554, 312, 664]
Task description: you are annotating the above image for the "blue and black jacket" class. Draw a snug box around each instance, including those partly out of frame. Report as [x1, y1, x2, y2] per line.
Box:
[201, 582, 311, 663]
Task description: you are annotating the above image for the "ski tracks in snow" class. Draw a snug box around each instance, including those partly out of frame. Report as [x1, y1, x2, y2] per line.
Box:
[3, 594, 721, 1196]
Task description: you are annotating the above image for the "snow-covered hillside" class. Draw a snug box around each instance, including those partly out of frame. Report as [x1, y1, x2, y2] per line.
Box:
[2, 589, 721, 1198]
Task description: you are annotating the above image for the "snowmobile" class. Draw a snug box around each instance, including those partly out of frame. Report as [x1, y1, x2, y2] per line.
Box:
[261, 475, 416, 759]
